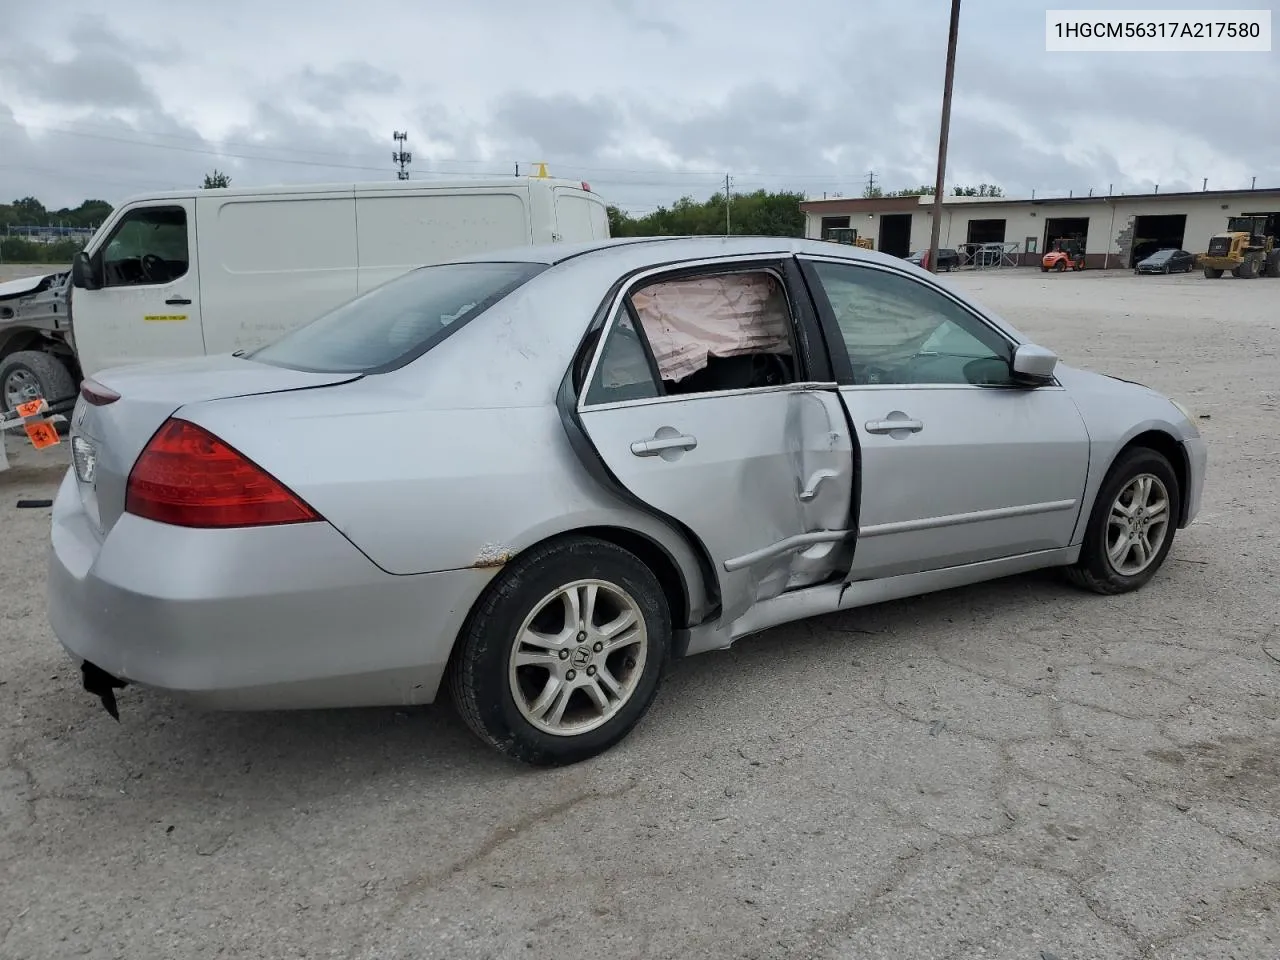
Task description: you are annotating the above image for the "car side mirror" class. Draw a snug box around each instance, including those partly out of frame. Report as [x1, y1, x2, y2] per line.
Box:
[71, 251, 101, 290]
[1011, 343, 1058, 384]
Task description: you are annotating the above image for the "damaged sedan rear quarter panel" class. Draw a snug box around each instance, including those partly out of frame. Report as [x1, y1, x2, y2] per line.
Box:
[178, 242, 720, 607]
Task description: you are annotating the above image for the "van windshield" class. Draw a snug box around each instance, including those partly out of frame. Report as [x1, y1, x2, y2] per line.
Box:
[250, 261, 545, 374]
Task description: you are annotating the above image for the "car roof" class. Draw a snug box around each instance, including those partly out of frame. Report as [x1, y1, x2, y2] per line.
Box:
[445, 234, 909, 271]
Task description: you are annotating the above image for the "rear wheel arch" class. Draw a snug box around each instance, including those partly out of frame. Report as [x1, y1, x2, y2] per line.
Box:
[448, 525, 698, 675]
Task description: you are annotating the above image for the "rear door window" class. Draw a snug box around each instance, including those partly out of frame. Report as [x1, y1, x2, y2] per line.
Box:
[250, 261, 545, 374]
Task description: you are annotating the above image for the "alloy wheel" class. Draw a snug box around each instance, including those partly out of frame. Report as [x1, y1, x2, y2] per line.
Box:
[1106, 474, 1171, 576]
[508, 580, 648, 736]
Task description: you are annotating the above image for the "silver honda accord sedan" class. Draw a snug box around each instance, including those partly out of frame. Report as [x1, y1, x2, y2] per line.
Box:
[48, 236, 1207, 765]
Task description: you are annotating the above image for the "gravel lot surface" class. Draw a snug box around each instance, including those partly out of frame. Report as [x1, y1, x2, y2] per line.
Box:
[2, 267, 1277, 959]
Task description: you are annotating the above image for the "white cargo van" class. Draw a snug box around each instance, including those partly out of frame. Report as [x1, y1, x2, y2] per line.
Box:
[0, 177, 609, 406]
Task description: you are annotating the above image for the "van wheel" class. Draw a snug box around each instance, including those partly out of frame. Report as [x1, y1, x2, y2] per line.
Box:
[1, 350, 77, 414]
[1065, 447, 1181, 595]
[449, 536, 670, 766]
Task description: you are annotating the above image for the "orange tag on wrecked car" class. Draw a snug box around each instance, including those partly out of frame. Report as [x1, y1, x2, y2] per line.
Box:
[16, 398, 45, 418]
[25, 420, 59, 449]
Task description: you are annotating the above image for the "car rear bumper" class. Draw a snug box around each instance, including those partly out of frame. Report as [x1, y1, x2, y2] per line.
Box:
[1182, 436, 1207, 527]
[46, 470, 495, 710]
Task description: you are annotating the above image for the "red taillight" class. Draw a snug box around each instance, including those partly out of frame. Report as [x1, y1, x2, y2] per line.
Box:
[125, 418, 319, 528]
[80, 379, 120, 406]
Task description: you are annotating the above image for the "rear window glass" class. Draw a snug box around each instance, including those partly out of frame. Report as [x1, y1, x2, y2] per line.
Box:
[250, 261, 545, 373]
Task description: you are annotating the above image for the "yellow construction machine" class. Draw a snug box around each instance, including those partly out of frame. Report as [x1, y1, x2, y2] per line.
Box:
[1199, 216, 1280, 279]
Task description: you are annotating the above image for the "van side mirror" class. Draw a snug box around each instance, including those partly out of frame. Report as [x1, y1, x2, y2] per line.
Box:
[71, 251, 101, 290]
[1011, 343, 1058, 384]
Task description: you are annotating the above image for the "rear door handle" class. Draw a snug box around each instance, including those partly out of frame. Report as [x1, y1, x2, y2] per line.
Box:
[165, 297, 192, 305]
[865, 418, 924, 434]
[631, 433, 698, 457]
[799, 468, 839, 502]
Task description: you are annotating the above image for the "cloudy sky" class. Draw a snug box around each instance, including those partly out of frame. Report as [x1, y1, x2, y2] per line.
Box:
[1, 0, 1277, 214]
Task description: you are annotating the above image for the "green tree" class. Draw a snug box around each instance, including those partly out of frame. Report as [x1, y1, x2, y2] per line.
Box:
[861, 184, 884, 199]
[11, 196, 47, 223]
[953, 183, 1004, 197]
[607, 190, 806, 239]
[885, 185, 936, 197]
[202, 169, 232, 189]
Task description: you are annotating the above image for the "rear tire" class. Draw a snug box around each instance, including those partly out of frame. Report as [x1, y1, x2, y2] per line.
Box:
[1055, 261, 1067, 272]
[1238, 258, 1260, 279]
[449, 536, 670, 766]
[0, 350, 77, 414]
[1266, 255, 1280, 278]
[1065, 447, 1181, 595]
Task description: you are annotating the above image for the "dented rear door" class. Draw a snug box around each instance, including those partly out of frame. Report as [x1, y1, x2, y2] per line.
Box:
[574, 259, 856, 626]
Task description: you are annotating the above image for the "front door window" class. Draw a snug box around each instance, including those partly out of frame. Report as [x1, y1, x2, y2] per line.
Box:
[101, 206, 190, 287]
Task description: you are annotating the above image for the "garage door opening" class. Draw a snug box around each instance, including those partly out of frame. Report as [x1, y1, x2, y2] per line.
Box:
[966, 219, 1007, 245]
[877, 214, 912, 258]
[1044, 217, 1089, 254]
[820, 215, 850, 240]
[1130, 214, 1187, 266]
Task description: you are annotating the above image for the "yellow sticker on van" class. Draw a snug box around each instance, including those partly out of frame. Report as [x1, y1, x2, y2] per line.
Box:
[143, 314, 188, 322]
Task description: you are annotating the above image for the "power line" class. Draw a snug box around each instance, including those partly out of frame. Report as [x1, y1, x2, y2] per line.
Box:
[0, 116, 879, 185]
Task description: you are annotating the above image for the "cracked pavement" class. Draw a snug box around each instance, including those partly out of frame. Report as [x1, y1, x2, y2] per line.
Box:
[1, 269, 1277, 959]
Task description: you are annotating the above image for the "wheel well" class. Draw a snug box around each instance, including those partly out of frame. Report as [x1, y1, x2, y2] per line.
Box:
[567, 526, 692, 629]
[1115, 430, 1190, 526]
[444, 526, 697, 688]
[0, 329, 46, 360]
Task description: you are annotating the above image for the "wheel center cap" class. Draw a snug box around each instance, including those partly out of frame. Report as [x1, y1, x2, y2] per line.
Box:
[570, 645, 594, 668]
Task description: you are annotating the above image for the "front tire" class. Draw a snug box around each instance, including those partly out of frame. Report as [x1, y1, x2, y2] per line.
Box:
[1065, 447, 1181, 595]
[449, 536, 670, 766]
[1204, 267, 1223, 279]
[1, 350, 77, 413]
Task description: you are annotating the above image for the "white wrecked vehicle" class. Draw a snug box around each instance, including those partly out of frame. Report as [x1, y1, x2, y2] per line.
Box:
[0, 270, 79, 416]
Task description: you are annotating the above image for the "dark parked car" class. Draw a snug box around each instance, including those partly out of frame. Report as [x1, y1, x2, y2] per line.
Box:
[905, 248, 960, 271]
[1136, 248, 1195, 274]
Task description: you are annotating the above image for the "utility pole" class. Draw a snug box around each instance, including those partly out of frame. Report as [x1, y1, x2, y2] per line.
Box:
[927, 0, 962, 274]
[392, 131, 412, 180]
[865, 170, 878, 196]
[725, 173, 732, 235]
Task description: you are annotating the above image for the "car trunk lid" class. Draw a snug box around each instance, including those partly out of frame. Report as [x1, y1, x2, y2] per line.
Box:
[71, 355, 361, 536]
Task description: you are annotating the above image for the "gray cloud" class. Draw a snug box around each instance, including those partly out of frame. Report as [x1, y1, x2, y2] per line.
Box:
[297, 61, 402, 109]
[0, 0, 1276, 214]
[0, 46, 157, 110]
[490, 92, 624, 160]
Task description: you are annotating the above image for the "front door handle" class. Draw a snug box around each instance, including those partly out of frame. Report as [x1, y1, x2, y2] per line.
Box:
[165, 297, 192, 305]
[630, 432, 698, 457]
[865, 418, 924, 434]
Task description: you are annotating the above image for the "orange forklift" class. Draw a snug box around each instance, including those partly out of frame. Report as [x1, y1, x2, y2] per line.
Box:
[1041, 238, 1086, 272]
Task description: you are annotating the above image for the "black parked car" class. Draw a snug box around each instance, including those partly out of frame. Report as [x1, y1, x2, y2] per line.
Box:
[1135, 248, 1195, 274]
[905, 248, 960, 271]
